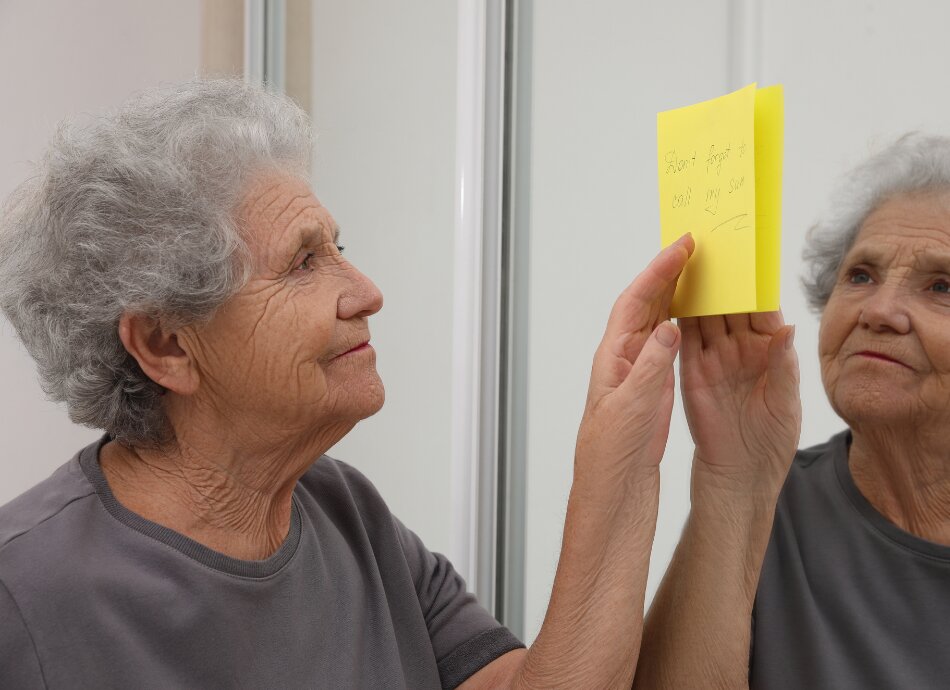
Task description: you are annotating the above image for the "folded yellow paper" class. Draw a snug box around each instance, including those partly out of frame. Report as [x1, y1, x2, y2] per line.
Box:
[657, 83, 784, 317]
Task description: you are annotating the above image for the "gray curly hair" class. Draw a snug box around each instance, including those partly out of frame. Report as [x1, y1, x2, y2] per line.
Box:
[803, 133, 950, 312]
[0, 79, 312, 447]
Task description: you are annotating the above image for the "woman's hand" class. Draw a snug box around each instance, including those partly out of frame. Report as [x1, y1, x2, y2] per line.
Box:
[635, 313, 800, 690]
[574, 234, 694, 495]
[511, 236, 693, 690]
[679, 311, 802, 494]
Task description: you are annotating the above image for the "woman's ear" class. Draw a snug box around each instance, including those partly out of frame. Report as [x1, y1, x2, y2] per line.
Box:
[118, 313, 199, 395]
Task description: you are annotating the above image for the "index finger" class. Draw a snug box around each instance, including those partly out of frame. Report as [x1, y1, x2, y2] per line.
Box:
[602, 233, 695, 343]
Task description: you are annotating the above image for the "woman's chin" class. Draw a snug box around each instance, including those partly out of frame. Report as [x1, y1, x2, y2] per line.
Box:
[831, 383, 918, 427]
[337, 374, 386, 422]
[361, 381, 386, 418]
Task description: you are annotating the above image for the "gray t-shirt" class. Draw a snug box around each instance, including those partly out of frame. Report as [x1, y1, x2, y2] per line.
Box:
[751, 430, 950, 689]
[0, 435, 522, 689]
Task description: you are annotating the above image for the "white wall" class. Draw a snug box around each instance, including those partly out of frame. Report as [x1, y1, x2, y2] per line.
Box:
[519, 0, 950, 643]
[311, 1, 459, 557]
[0, 0, 202, 505]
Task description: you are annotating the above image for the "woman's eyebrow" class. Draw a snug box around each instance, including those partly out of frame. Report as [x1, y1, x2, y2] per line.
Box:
[915, 250, 950, 272]
[282, 224, 342, 267]
[843, 248, 883, 267]
[291, 223, 338, 250]
[288, 228, 318, 253]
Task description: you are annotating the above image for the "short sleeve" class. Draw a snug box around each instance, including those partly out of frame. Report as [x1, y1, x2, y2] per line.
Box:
[0, 578, 46, 689]
[393, 518, 524, 688]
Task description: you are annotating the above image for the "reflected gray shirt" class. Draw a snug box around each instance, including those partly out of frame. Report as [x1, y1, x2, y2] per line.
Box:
[0, 435, 522, 689]
[751, 430, 950, 689]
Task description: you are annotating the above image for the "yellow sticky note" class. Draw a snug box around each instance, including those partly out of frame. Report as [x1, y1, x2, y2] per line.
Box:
[657, 83, 783, 317]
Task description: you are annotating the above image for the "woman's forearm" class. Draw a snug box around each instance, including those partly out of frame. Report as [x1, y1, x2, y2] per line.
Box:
[496, 239, 692, 689]
[515, 471, 660, 689]
[634, 478, 781, 690]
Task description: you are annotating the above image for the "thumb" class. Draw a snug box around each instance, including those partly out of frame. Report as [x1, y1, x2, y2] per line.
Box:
[616, 321, 680, 405]
[765, 325, 800, 413]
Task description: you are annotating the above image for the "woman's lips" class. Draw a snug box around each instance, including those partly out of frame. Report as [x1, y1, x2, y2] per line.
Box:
[855, 351, 910, 368]
[338, 342, 371, 357]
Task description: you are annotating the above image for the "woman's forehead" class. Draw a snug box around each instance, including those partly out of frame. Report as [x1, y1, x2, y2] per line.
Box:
[243, 177, 335, 238]
[242, 175, 322, 220]
[854, 192, 950, 249]
[237, 178, 339, 274]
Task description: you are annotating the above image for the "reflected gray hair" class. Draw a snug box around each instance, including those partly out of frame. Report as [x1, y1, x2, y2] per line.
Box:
[803, 133, 950, 311]
[0, 79, 312, 446]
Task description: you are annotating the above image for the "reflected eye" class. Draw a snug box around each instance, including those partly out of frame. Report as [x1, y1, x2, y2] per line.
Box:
[848, 268, 872, 284]
[335, 244, 345, 254]
[932, 279, 950, 293]
[295, 251, 316, 272]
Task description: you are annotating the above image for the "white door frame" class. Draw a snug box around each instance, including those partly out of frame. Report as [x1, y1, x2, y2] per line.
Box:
[450, 0, 507, 614]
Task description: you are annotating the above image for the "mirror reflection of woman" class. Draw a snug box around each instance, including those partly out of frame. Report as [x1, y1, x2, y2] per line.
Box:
[637, 135, 950, 690]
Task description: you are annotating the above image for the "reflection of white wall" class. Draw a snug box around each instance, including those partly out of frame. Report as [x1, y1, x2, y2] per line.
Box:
[521, 0, 731, 645]
[521, 0, 950, 644]
[311, 1, 458, 557]
[0, 0, 202, 505]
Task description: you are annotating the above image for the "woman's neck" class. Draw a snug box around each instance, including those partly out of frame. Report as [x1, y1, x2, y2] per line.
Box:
[98, 433, 323, 561]
[849, 425, 950, 546]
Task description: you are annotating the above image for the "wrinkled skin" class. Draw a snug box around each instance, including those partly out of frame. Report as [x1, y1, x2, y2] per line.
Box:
[679, 309, 801, 493]
[171, 173, 386, 457]
[819, 190, 950, 542]
[820, 190, 950, 430]
[100, 172, 384, 558]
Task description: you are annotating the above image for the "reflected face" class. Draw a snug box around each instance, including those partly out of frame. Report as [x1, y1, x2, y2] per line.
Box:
[178, 173, 384, 447]
[819, 190, 950, 428]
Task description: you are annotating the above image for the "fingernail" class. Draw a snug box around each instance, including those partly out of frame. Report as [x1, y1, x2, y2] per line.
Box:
[656, 322, 677, 348]
[785, 326, 796, 350]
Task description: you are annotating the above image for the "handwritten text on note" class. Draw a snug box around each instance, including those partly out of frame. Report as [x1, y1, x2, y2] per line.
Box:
[657, 83, 784, 317]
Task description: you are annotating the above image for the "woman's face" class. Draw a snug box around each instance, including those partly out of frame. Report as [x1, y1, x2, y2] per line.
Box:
[176, 172, 384, 449]
[819, 190, 950, 429]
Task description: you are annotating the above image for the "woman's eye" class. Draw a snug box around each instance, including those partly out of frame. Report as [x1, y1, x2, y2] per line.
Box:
[295, 252, 316, 272]
[848, 268, 872, 284]
[931, 279, 950, 293]
[335, 244, 345, 254]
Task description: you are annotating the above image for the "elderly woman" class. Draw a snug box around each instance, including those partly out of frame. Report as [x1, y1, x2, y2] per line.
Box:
[634, 134, 950, 689]
[0, 80, 714, 688]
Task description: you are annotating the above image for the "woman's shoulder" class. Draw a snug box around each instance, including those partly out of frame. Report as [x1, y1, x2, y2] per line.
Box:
[300, 454, 382, 495]
[296, 455, 393, 522]
[791, 428, 851, 471]
[774, 428, 852, 517]
[0, 443, 103, 606]
[0, 451, 95, 555]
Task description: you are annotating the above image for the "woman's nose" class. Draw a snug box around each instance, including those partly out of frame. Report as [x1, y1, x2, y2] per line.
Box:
[858, 283, 911, 334]
[339, 265, 384, 319]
